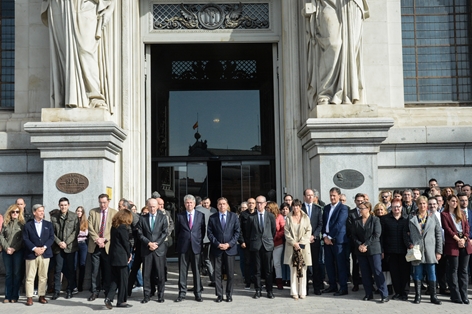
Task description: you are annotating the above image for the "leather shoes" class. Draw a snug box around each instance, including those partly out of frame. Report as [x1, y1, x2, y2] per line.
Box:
[381, 296, 390, 303]
[314, 289, 321, 295]
[267, 291, 275, 299]
[141, 297, 150, 304]
[392, 293, 401, 300]
[88, 293, 98, 301]
[174, 296, 184, 302]
[116, 303, 132, 308]
[157, 295, 165, 303]
[334, 289, 348, 296]
[65, 291, 72, 299]
[253, 291, 261, 299]
[51, 292, 60, 300]
[26, 297, 33, 306]
[452, 299, 463, 304]
[38, 296, 48, 304]
[363, 294, 373, 301]
[215, 296, 223, 303]
[195, 296, 203, 302]
[322, 287, 337, 293]
[463, 299, 470, 305]
[352, 285, 359, 292]
[104, 298, 113, 309]
[226, 296, 233, 302]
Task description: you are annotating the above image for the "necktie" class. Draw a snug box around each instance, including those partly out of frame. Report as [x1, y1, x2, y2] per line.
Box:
[307, 204, 311, 218]
[98, 210, 106, 237]
[259, 213, 264, 230]
[151, 215, 155, 231]
[221, 214, 226, 230]
[189, 213, 193, 229]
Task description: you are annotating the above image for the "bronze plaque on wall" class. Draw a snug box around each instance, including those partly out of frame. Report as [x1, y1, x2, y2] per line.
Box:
[333, 169, 364, 190]
[56, 173, 89, 194]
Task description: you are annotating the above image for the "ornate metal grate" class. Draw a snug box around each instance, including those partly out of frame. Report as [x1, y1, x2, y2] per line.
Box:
[153, 3, 269, 30]
[172, 60, 257, 80]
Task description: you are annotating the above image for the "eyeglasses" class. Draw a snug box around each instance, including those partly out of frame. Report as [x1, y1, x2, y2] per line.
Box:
[381, 196, 389, 199]
[12, 211, 20, 214]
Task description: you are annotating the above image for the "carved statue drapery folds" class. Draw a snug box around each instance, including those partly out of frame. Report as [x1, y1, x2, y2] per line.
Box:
[307, 0, 370, 107]
[41, 0, 115, 112]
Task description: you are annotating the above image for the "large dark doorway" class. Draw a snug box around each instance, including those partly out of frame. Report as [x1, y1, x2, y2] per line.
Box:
[150, 43, 277, 243]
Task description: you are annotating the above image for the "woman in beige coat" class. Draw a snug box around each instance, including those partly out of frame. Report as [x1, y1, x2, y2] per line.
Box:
[284, 199, 312, 299]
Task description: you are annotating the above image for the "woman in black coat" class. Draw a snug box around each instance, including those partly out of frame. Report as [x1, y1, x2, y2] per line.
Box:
[351, 202, 389, 302]
[104, 210, 133, 309]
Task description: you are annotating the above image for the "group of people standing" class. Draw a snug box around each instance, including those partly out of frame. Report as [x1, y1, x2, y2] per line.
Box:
[2, 179, 472, 308]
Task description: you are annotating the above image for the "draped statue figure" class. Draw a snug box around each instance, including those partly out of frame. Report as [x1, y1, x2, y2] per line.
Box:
[307, 0, 370, 107]
[41, 0, 115, 112]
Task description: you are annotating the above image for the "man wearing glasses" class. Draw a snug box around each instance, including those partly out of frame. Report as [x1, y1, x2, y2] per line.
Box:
[380, 199, 410, 301]
[248, 195, 276, 299]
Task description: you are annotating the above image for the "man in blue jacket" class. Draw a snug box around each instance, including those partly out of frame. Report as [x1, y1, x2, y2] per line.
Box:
[23, 204, 55, 306]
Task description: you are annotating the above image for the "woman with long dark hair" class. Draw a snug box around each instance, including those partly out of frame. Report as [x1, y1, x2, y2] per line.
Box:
[75, 206, 88, 291]
[441, 193, 472, 304]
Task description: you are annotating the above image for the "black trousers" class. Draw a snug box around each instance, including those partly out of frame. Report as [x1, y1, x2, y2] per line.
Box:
[178, 250, 202, 297]
[307, 239, 322, 291]
[142, 252, 166, 298]
[107, 265, 128, 304]
[241, 247, 253, 284]
[127, 250, 143, 295]
[90, 246, 112, 295]
[251, 247, 273, 292]
[212, 253, 235, 297]
[386, 253, 410, 296]
[54, 250, 76, 292]
[446, 249, 470, 302]
[436, 252, 447, 290]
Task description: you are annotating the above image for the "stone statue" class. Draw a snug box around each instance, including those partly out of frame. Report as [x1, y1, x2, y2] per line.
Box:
[306, 0, 370, 107]
[41, 0, 115, 112]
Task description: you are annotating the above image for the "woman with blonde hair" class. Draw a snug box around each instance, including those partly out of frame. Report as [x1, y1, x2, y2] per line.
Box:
[284, 199, 312, 299]
[0, 204, 25, 303]
[266, 201, 285, 289]
[75, 206, 88, 291]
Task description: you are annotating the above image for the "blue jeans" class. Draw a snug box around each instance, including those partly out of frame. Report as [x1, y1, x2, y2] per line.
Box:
[3, 249, 24, 301]
[128, 252, 143, 287]
[413, 263, 436, 281]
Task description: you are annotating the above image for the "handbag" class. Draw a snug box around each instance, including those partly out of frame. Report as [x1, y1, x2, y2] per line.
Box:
[405, 245, 422, 262]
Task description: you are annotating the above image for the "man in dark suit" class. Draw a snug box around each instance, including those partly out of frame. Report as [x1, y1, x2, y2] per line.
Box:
[23, 204, 55, 306]
[238, 198, 256, 289]
[322, 187, 349, 296]
[346, 193, 365, 292]
[174, 194, 206, 302]
[207, 197, 240, 303]
[301, 188, 323, 295]
[138, 198, 168, 303]
[248, 195, 276, 299]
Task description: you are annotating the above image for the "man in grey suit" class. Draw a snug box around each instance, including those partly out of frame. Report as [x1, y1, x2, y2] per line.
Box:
[138, 198, 168, 303]
[248, 195, 276, 299]
[195, 196, 216, 286]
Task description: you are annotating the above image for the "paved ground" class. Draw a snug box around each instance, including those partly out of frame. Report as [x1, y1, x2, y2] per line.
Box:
[0, 262, 470, 313]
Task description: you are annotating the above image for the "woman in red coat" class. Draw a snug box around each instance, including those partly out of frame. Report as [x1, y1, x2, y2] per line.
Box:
[267, 201, 285, 289]
[441, 194, 472, 304]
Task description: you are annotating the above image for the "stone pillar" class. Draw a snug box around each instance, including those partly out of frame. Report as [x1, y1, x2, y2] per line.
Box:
[24, 109, 127, 215]
[298, 117, 394, 206]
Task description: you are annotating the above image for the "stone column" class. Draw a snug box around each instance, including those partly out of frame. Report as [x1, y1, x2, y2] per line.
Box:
[298, 117, 393, 206]
[24, 109, 127, 215]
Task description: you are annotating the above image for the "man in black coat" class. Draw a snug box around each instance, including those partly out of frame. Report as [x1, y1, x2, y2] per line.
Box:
[301, 188, 323, 295]
[137, 198, 168, 303]
[207, 197, 240, 303]
[346, 193, 365, 292]
[174, 194, 206, 302]
[248, 195, 276, 299]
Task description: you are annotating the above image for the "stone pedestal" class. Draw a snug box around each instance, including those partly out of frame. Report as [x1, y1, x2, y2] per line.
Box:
[298, 118, 394, 206]
[314, 104, 378, 118]
[24, 120, 127, 216]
